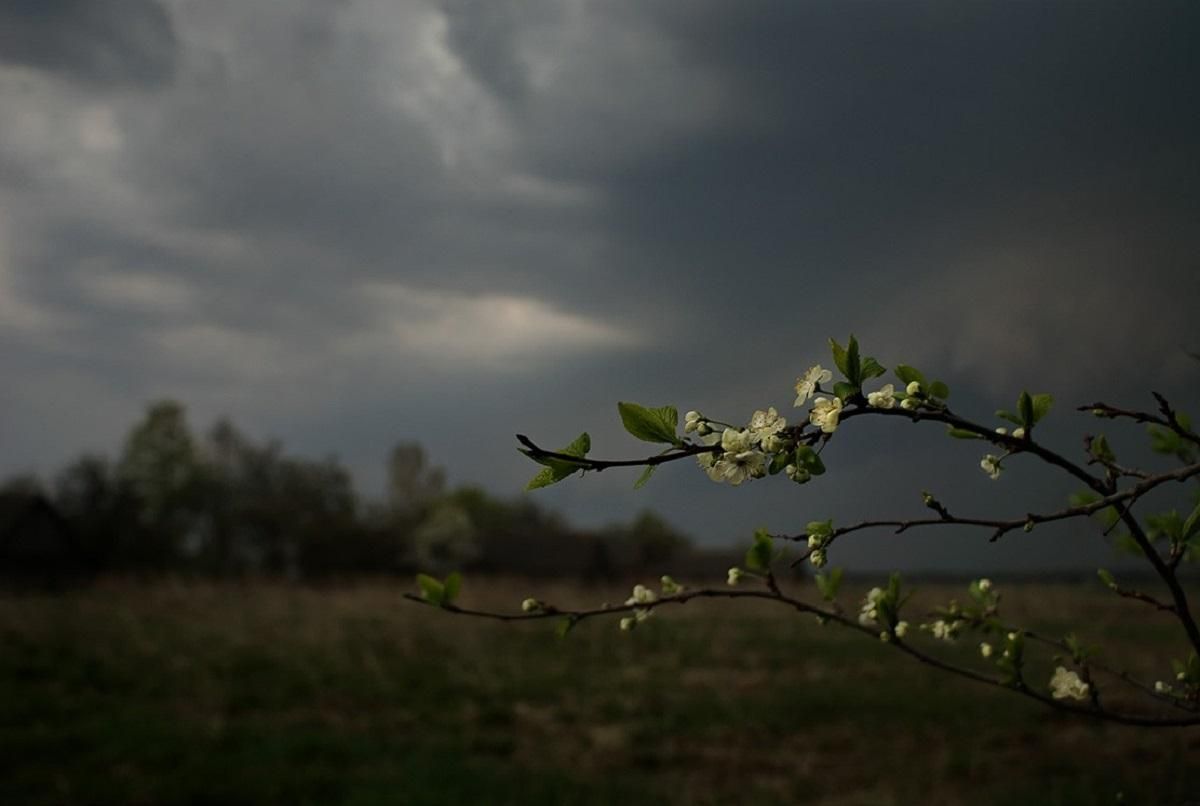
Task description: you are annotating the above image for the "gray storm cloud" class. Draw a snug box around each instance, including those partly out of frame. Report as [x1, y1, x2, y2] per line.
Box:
[1, 0, 1197, 568]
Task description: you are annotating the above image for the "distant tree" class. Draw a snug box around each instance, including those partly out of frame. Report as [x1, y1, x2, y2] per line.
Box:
[116, 400, 204, 569]
[386, 442, 445, 514]
[52, 454, 133, 571]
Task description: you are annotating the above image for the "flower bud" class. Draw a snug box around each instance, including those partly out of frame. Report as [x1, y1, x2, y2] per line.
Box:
[906, 381, 921, 396]
[521, 598, 541, 613]
[1012, 427, 1026, 439]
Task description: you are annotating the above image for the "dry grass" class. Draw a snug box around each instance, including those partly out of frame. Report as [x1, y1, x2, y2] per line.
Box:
[1, 577, 1198, 805]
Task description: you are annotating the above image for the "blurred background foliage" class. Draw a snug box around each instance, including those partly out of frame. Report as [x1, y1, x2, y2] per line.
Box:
[0, 400, 732, 586]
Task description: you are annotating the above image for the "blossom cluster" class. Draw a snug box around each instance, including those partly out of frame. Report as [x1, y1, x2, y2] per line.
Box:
[694, 407, 786, 486]
[1049, 666, 1089, 701]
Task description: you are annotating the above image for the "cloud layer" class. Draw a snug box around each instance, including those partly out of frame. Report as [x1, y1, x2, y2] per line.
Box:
[1, 0, 1197, 568]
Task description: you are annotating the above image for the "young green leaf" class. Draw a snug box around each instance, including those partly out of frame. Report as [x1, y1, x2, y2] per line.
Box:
[795, 445, 826, 475]
[416, 573, 445, 606]
[946, 426, 981, 440]
[928, 380, 950, 400]
[633, 465, 657, 490]
[845, 336, 862, 386]
[832, 381, 858, 402]
[1097, 568, 1117, 589]
[555, 616, 578, 639]
[815, 567, 844, 601]
[1018, 391, 1035, 429]
[996, 410, 1023, 426]
[859, 356, 887, 382]
[442, 572, 462, 604]
[829, 338, 849, 377]
[894, 365, 927, 388]
[618, 401, 680, 445]
[525, 432, 591, 490]
[1183, 500, 1200, 541]
[1090, 434, 1116, 464]
[768, 451, 791, 475]
[1031, 394, 1053, 424]
[745, 528, 774, 571]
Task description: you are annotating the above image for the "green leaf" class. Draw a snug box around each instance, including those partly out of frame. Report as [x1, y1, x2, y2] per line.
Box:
[633, 465, 656, 490]
[745, 528, 774, 571]
[1069, 490, 1101, 508]
[525, 432, 591, 490]
[1090, 434, 1115, 463]
[859, 356, 887, 382]
[829, 338, 849, 377]
[1182, 500, 1200, 541]
[894, 365, 926, 387]
[845, 336, 861, 386]
[815, 567, 844, 601]
[1097, 568, 1117, 589]
[928, 380, 950, 400]
[832, 381, 858, 402]
[1018, 391, 1034, 429]
[555, 616, 577, 639]
[618, 401, 680, 445]
[795, 445, 826, 475]
[442, 572, 462, 604]
[1031, 394, 1053, 424]
[768, 451, 791, 475]
[946, 427, 981, 440]
[996, 410, 1023, 426]
[416, 573, 445, 606]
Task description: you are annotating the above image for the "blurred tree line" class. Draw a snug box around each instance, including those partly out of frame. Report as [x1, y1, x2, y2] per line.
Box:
[0, 401, 718, 583]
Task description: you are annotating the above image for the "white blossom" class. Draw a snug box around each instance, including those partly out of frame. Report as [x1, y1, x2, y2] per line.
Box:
[808, 396, 843, 433]
[619, 617, 636, 631]
[721, 427, 753, 454]
[867, 384, 896, 409]
[1049, 666, 1089, 701]
[761, 433, 785, 453]
[895, 621, 909, 638]
[684, 410, 704, 433]
[809, 549, 826, 568]
[711, 450, 767, 486]
[899, 397, 920, 411]
[905, 381, 922, 396]
[660, 575, 683, 595]
[625, 584, 657, 606]
[794, 365, 833, 407]
[748, 407, 787, 446]
[727, 567, 743, 586]
[980, 642, 994, 658]
[695, 433, 721, 471]
[977, 578, 993, 593]
[858, 587, 885, 626]
[980, 454, 1003, 480]
[1155, 680, 1168, 693]
[929, 619, 957, 642]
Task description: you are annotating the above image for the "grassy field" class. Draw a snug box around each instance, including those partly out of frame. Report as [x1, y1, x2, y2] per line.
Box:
[1, 577, 1198, 805]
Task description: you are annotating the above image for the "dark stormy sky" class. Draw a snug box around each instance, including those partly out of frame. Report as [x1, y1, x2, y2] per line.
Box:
[2, 1, 1198, 570]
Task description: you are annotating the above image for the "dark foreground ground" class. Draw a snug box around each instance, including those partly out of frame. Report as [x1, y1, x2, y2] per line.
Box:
[1, 577, 1198, 805]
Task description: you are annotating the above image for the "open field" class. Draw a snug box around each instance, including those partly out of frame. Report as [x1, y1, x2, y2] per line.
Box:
[2, 578, 1198, 805]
